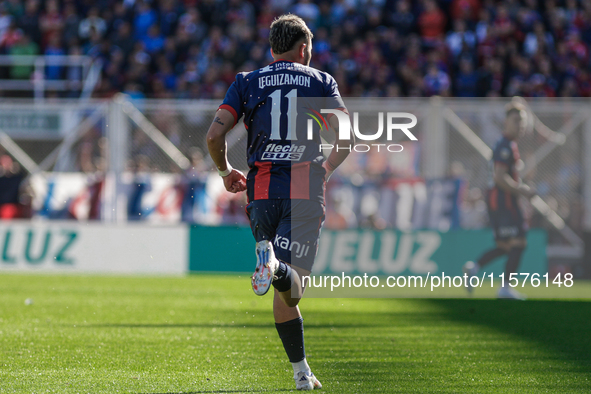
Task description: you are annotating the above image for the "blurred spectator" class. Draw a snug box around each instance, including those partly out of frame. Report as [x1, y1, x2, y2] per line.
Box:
[423, 63, 450, 96]
[524, 21, 554, 56]
[446, 19, 476, 58]
[292, 0, 319, 28]
[9, 34, 38, 79]
[18, 0, 40, 47]
[159, 0, 180, 37]
[493, 4, 516, 41]
[127, 154, 152, 221]
[180, 147, 207, 223]
[451, 0, 480, 22]
[44, 35, 65, 80]
[142, 24, 165, 54]
[0, 2, 12, 40]
[63, 3, 81, 46]
[110, 2, 130, 35]
[5, 0, 24, 20]
[0, 20, 23, 50]
[227, 0, 256, 26]
[178, 7, 207, 45]
[418, 0, 446, 45]
[39, 0, 63, 49]
[111, 21, 135, 55]
[0, 155, 31, 219]
[390, 0, 414, 36]
[79, 7, 107, 41]
[133, 1, 157, 41]
[454, 58, 478, 97]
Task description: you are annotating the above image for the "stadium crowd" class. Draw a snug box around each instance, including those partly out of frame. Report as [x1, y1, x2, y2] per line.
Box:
[0, 0, 590, 98]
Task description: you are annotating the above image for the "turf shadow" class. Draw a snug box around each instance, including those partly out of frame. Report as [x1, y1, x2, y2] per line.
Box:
[78, 323, 277, 329]
[425, 299, 591, 372]
[75, 322, 394, 329]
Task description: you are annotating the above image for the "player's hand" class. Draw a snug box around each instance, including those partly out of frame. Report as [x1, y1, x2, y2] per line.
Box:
[223, 169, 246, 193]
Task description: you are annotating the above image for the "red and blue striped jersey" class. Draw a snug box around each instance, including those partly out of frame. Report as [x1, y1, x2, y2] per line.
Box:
[219, 60, 344, 204]
[489, 136, 520, 211]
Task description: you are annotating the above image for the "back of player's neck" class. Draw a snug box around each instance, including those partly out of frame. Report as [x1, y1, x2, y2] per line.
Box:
[272, 57, 300, 64]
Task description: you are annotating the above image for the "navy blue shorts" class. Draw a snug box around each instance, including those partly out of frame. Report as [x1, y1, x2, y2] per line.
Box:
[245, 199, 325, 272]
[487, 202, 527, 241]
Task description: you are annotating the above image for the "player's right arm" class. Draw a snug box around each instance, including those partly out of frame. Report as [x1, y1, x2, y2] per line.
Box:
[206, 109, 246, 193]
[207, 75, 247, 194]
[493, 164, 535, 199]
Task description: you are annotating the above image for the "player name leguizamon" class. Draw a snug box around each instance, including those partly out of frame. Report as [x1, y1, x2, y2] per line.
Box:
[258, 74, 311, 89]
[262, 143, 306, 161]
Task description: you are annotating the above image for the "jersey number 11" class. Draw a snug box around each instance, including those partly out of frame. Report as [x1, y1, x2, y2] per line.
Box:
[269, 88, 298, 141]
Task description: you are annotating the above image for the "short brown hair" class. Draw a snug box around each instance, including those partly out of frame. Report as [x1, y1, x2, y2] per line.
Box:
[269, 14, 313, 55]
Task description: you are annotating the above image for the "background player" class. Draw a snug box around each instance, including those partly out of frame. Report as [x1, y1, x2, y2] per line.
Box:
[464, 103, 536, 300]
[206, 14, 352, 390]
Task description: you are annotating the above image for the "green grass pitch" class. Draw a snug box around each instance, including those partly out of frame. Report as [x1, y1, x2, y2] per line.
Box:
[1, 273, 590, 393]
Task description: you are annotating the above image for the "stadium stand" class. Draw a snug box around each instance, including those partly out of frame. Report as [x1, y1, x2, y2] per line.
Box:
[0, 0, 590, 98]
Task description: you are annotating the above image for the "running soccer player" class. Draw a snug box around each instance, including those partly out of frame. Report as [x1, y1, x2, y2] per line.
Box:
[206, 14, 353, 390]
[464, 103, 536, 300]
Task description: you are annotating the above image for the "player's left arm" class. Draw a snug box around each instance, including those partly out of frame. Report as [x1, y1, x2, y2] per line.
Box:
[323, 111, 355, 180]
[322, 76, 354, 181]
[206, 109, 246, 193]
[493, 163, 535, 199]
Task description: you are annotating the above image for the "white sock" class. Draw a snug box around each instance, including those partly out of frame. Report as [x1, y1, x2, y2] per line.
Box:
[292, 358, 311, 376]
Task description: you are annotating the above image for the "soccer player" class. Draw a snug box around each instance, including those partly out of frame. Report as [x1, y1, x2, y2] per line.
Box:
[464, 103, 536, 300]
[206, 14, 353, 390]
